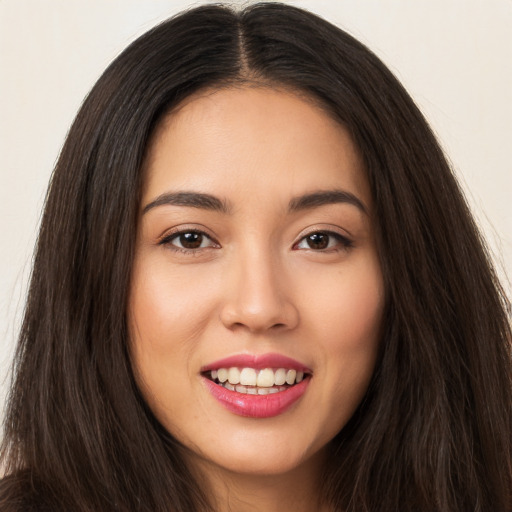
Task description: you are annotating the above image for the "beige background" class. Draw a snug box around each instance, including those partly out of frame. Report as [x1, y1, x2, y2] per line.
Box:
[1, 0, 511, 425]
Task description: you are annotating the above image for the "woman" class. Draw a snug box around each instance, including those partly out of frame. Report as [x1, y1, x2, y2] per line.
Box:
[1, 3, 511, 511]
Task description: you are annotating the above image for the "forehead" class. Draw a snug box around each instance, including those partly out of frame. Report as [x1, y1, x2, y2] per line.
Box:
[142, 86, 370, 211]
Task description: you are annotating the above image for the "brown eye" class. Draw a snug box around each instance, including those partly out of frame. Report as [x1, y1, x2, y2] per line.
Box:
[160, 230, 216, 251]
[295, 231, 353, 251]
[178, 232, 203, 249]
[305, 233, 329, 250]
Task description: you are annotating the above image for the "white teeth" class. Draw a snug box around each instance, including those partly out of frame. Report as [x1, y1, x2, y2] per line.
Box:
[240, 368, 257, 386]
[217, 368, 228, 383]
[256, 368, 275, 387]
[218, 382, 290, 394]
[228, 367, 240, 385]
[210, 366, 308, 394]
[274, 368, 286, 386]
[285, 369, 297, 385]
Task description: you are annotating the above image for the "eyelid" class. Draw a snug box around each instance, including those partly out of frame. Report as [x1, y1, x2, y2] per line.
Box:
[294, 224, 353, 242]
[157, 223, 214, 241]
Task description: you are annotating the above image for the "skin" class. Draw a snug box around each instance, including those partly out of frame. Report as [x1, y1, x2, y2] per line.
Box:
[128, 86, 385, 511]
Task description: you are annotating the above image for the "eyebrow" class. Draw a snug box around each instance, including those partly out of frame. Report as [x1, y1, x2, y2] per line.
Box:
[143, 191, 231, 214]
[288, 190, 367, 214]
[142, 188, 367, 216]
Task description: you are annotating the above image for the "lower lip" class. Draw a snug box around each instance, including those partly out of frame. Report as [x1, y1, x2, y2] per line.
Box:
[203, 377, 310, 418]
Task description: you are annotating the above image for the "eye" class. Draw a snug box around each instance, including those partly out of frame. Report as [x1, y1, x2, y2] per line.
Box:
[159, 230, 217, 251]
[294, 231, 353, 251]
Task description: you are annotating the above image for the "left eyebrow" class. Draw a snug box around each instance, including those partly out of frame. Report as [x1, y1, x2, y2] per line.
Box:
[288, 189, 367, 215]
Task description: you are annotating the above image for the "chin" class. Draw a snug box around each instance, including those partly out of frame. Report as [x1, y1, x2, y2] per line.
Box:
[184, 429, 328, 478]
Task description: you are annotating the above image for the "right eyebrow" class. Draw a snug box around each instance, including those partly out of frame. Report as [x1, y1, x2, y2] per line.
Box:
[142, 191, 231, 215]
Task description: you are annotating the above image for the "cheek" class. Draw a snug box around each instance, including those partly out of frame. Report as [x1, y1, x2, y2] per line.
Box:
[301, 255, 384, 424]
[304, 256, 384, 349]
[128, 260, 218, 356]
[126, 260, 214, 407]
[127, 263, 216, 430]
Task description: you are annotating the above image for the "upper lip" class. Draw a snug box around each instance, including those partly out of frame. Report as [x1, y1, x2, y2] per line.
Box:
[201, 353, 311, 373]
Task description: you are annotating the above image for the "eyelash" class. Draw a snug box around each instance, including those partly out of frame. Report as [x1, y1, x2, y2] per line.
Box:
[159, 228, 354, 255]
[158, 229, 219, 254]
[293, 230, 354, 252]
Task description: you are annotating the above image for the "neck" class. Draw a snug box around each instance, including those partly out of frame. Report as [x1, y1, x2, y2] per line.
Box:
[192, 449, 330, 512]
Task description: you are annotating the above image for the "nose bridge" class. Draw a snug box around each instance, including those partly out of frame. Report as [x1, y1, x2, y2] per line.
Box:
[220, 240, 298, 332]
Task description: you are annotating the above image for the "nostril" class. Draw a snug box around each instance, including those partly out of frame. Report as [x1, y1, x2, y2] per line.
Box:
[219, 295, 300, 333]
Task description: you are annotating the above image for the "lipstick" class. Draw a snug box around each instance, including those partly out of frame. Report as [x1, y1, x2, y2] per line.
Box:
[201, 353, 311, 373]
[201, 353, 311, 418]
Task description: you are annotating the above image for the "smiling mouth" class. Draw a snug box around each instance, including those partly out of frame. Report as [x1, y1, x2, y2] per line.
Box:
[204, 367, 310, 395]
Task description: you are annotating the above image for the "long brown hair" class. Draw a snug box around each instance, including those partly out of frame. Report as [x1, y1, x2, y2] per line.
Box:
[1, 3, 511, 511]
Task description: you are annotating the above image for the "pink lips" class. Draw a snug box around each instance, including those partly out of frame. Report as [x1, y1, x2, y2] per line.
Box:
[201, 353, 311, 373]
[201, 353, 311, 419]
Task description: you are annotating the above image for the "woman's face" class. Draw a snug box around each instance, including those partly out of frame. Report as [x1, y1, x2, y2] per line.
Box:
[128, 87, 384, 477]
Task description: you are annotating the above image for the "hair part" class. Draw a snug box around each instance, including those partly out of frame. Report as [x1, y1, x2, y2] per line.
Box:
[2, 3, 511, 511]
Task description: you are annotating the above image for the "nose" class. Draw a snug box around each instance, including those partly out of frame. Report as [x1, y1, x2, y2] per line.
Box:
[219, 251, 299, 333]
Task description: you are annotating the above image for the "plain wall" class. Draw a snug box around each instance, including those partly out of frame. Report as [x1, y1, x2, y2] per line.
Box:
[1, 0, 511, 427]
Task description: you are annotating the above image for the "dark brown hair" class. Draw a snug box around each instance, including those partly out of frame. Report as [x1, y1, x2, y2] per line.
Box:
[1, 3, 511, 511]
